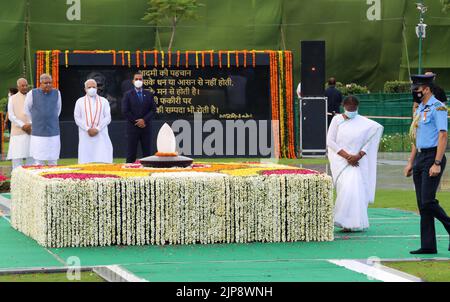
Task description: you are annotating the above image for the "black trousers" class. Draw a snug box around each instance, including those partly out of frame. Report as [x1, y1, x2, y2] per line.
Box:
[413, 150, 450, 250]
[126, 125, 152, 163]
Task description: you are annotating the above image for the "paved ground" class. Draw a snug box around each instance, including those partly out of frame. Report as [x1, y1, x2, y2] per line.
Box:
[0, 192, 448, 282]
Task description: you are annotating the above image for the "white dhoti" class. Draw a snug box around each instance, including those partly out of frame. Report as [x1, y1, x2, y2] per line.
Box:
[7, 134, 31, 160]
[29, 135, 61, 161]
[327, 114, 383, 230]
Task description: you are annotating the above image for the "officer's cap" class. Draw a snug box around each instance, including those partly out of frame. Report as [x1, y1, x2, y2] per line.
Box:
[411, 74, 435, 90]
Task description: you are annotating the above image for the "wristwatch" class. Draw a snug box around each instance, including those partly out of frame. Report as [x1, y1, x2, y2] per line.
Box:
[434, 160, 442, 166]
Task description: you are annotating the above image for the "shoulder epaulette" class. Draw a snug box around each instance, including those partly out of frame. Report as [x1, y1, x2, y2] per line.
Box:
[435, 106, 448, 111]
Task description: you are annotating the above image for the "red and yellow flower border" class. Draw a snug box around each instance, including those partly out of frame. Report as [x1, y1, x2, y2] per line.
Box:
[36, 49, 297, 158]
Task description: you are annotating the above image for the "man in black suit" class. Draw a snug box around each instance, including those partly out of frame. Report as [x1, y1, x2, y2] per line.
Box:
[325, 77, 343, 128]
[122, 72, 157, 163]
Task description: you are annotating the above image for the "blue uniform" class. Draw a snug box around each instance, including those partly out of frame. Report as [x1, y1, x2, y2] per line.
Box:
[415, 96, 448, 149]
[412, 95, 450, 252]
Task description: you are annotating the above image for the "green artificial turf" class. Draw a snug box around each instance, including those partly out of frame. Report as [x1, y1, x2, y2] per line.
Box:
[371, 190, 450, 213]
[383, 261, 450, 282]
[0, 271, 105, 282]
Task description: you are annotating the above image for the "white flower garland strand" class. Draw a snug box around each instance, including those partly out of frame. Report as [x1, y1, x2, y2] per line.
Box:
[10, 168, 334, 248]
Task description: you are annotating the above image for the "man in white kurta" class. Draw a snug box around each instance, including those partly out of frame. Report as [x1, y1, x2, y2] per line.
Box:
[327, 96, 383, 231]
[24, 74, 61, 166]
[74, 79, 113, 164]
[7, 78, 34, 169]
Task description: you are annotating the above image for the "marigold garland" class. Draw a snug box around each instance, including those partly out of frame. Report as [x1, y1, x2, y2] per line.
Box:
[195, 51, 200, 69]
[219, 51, 223, 68]
[155, 152, 179, 157]
[126, 51, 131, 68]
[243, 50, 247, 68]
[278, 51, 286, 157]
[209, 50, 214, 67]
[64, 50, 69, 68]
[136, 50, 141, 68]
[119, 50, 125, 66]
[201, 51, 205, 68]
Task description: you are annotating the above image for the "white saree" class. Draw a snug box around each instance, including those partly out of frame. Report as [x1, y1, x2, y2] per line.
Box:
[327, 114, 384, 230]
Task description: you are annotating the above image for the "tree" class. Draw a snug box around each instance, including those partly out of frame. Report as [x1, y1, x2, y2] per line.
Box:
[143, 0, 204, 52]
[442, 0, 450, 13]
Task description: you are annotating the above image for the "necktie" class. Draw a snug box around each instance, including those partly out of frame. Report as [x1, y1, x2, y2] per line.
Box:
[137, 91, 143, 103]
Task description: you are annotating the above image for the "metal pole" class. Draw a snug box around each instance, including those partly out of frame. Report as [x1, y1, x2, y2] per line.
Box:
[418, 0, 424, 74]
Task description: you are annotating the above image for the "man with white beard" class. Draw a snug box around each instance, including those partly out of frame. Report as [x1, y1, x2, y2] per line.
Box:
[74, 79, 113, 164]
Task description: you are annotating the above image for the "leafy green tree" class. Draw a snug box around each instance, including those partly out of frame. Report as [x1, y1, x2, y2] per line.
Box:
[143, 0, 204, 52]
[442, 0, 450, 13]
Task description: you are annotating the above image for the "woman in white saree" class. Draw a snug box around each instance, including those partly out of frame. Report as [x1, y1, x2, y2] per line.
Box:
[327, 96, 384, 231]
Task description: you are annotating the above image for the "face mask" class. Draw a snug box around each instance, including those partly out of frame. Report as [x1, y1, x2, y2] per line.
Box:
[87, 87, 97, 97]
[412, 90, 424, 104]
[134, 80, 143, 89]
[345, 110, 358, 119]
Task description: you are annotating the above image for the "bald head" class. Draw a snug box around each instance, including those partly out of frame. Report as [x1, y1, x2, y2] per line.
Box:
[16, 78, 28, 95]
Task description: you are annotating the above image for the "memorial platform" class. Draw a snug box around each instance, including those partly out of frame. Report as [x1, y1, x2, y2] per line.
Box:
[11, 162, 333, 248]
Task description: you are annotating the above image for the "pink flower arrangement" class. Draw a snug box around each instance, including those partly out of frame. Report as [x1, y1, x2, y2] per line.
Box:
[42, 173, 120, 180]
[0, 174, 8, 183]
[261, 169, 320, 176]
[23, 165, 60, 169]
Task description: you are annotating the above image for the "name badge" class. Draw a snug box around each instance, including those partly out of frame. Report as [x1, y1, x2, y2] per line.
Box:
[423, 108, 430, 122]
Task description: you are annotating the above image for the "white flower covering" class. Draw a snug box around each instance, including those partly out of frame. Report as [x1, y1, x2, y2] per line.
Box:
[10, 167, 334, 248]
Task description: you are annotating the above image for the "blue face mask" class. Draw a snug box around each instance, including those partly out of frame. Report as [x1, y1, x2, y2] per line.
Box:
[345, 110, 358, 119]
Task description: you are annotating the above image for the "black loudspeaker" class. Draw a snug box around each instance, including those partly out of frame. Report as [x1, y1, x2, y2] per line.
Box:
[301, 41, 325, 96]
[300, 97, 327, 156]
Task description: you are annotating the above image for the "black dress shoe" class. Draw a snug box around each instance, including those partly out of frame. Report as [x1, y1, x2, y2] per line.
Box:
[410, 248, 437, 255]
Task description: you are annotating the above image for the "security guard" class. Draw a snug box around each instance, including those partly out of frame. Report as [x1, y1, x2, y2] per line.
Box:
[404, 74, 450, 254]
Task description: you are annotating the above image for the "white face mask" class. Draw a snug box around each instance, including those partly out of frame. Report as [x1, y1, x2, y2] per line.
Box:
[87, 87, 97, 97]
[345, 110, 358, 119]
[134, 80, 143, 89]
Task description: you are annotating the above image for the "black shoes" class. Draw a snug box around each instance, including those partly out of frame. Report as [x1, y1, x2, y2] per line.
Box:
[410, 248, 437, 255]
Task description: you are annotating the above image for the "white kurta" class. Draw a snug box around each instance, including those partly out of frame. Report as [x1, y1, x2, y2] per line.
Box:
[327, 114, 383, 230]
[7, 95, 31, 159]
[74, 95, 113, 164]
[24, 90, 62, 161]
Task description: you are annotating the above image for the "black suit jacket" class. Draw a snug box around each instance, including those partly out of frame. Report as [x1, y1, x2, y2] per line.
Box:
[121, 89, 157, 128]
[325, 86, 343, 114]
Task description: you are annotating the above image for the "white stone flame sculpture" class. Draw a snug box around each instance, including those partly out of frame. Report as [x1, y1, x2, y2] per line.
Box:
[157, 123, 176, 153]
